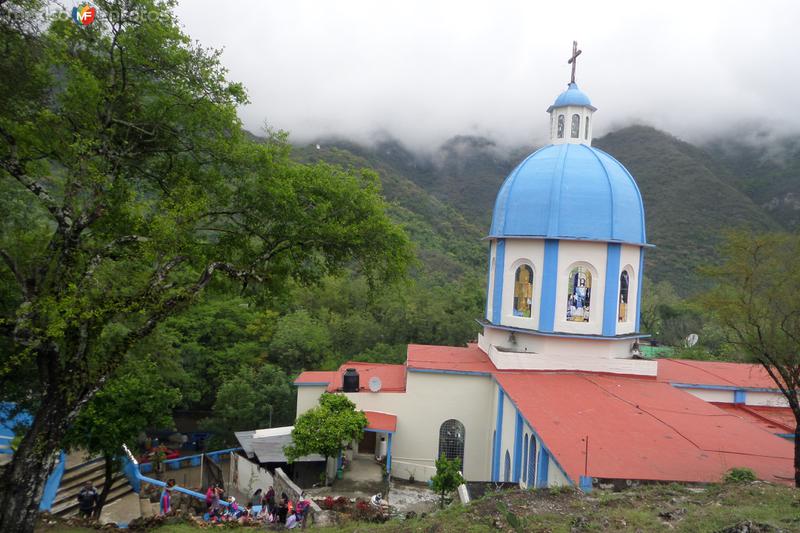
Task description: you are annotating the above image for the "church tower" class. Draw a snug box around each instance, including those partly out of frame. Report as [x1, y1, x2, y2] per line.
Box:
[479, 43, 653, 375]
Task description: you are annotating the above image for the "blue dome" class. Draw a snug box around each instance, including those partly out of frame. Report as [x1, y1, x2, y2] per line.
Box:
[547, 82, 595, 111]
[489, 144, 647, 245]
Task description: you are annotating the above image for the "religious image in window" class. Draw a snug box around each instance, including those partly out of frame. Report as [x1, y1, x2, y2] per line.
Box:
[566, 266, 591, 322]
[618, 270, 629, 322]
[513, 265, 533, 318]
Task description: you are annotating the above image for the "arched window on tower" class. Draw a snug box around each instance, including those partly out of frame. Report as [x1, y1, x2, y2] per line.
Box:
[513, 265, 533, 318]
[438, 419, 465, 466]
[557, 115, 565, 138]
[618, 270, 630, 322]
[566, 266, 592, 322]
[571, 114, 580, 138]
[585, 116, 590, 139]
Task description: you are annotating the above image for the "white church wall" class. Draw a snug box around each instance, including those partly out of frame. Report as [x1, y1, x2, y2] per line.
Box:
[550, 105, 594, 146]
[554, 241, 608, 336]
[486, 240, 496, 322]
[500, 239, 545, 330]
[680, 388, 735, 403]
[547, 459, 571, 487]
[617, 245, 642, 335]
[747, 391, 789, 407]
[500, 391, 517, 482]
[331, 371, 494, 482]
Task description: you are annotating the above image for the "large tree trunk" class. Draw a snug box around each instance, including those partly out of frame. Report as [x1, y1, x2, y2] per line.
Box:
[93, 454, 115, 519]
[0, 395, 74, 533]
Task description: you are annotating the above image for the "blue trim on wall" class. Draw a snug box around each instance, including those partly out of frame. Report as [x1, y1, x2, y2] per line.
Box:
[293, 382, 331, 387]
[492, 388, 504, 481]
[486, 241, 493, 319]
[777, 433, 795, 440]
[492, 239, 506, 324]
[387, 433, 393, 473]
[602, 243, 622, 337]
[635, 247, 645, 332]
[734, 390, 747, 404]
[539, 239, 559, 332]
[579, 475, 593, 492]
[512, 413, 523, 482]
[39, 451, 67, 511]
[536, 448, 550, 488]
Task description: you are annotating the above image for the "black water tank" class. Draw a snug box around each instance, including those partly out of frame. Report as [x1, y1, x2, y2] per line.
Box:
[342, 368, 359, 392]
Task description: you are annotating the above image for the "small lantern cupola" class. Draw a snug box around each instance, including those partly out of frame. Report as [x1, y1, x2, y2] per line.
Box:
[547, 41, 596, 146]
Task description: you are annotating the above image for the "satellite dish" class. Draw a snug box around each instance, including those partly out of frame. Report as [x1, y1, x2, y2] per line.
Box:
[686, 333, 699, 347]
[368, 376, 382, 393]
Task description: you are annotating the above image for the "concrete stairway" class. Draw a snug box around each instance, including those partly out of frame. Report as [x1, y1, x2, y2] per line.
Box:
[49, 458, 134, 517]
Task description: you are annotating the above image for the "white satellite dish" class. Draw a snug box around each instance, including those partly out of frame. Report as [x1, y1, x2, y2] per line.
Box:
[368, 376, 382, 393]
[686, 333, 699, 347]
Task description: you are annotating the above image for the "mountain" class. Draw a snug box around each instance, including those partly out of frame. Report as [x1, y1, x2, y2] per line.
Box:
[704, 134, 800, 230]
[291, 126, 786, 294]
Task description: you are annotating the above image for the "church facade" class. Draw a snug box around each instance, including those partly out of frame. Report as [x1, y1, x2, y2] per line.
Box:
[293, 71, 795, 490]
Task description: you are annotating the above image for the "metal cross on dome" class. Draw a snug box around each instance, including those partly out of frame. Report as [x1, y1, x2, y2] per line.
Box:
[568, 41, 582, 84]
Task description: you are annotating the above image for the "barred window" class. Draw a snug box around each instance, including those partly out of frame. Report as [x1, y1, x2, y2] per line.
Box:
[438, 419, 465, 466]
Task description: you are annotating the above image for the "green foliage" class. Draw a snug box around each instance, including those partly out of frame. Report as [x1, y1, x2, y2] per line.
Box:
[268, 310, 332, 371]
[723, 467, 757, 484]
[284, 393, 367, 478]
[202, 364, 294, 447]
[430, 454, 465, 509]
[65, 357, 181, 458]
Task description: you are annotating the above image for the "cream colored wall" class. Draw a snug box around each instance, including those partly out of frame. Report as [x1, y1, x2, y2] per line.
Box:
[547, 459, 571, 486]
[500, 239, 545, 330]
[296, 385, 326, 416]
[680, 388, 734, 403]
[499, 392, 517, 481]
[617, 245, 642, 335]
[554, 240, 608, 336]
[482, 326, 639, 361]
[316, 372, 497, 482]
[747, 391, 789, 407]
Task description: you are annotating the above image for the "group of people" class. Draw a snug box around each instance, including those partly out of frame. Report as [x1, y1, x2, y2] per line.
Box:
[248, 486, 311, 528]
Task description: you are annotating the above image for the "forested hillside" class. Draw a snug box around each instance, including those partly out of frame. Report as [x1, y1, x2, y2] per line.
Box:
[298, 125, 792, 294]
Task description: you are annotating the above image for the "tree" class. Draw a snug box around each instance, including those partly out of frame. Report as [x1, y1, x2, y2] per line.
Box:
[430, 454, 464, 509]
[268, 310, 332, 371]
[700, 231, 800, 487]
[284, 393, 367, 485]
[0, 1, 410, 530]
[64, 358, 181, 517]
[203, 363, 295, 447]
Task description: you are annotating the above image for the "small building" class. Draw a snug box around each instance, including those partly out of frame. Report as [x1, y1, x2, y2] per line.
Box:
[294, 58, 795, 489]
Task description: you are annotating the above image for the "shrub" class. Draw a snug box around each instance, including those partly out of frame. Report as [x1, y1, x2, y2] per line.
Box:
[322, 496, 334, 510]
[333, 496, 350, 511]
[724, 467, 757, 483]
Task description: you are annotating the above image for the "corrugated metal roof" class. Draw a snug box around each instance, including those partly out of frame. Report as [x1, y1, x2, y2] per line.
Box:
[658, 359, 780, 390]
[235, 426, 323, 463]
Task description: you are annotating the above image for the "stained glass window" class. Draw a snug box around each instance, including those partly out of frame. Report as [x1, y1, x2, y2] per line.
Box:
[566, 266, 592, 322]
[557, 115, 565, 138]
[513, 265, 533, 318]
[438, 419, 465, 466]
[571, 114, 580, 138]
[618, 270, 630, 322]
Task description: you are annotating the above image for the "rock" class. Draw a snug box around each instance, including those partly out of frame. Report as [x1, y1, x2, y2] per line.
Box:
[658, 507, 686, 521]
[714, 521, 784, 533]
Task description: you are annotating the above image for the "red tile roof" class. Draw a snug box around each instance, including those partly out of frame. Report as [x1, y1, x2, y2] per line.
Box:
[327, 362, 407, 393]
[406, 343, 496, 374]
[294, 371, 336, 385]
[364, 411, 397, 433]
[657, 359, 779, 390]
[496, 372, 794, 485]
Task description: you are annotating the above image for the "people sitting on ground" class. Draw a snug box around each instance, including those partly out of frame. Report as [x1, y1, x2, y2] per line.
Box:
[160, 478, 176, 515]
[251, 487, 262, 507]
[286, 496, 311, 529]
[261, 485, 276, 521]
[76, 482, 98, 519]
[276, 492, 289, 524]
[370, 492, 390, 515]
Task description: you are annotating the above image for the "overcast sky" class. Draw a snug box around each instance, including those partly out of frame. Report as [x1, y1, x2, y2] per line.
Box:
[174, 0, 800, 149]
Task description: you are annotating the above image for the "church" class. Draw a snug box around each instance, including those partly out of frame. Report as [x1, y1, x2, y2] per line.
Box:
[292, 52, 795, 490]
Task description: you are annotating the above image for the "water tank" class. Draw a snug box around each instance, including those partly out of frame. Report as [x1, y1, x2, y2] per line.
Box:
[376, 436, 388, 461]
[342, 368, 360, 392]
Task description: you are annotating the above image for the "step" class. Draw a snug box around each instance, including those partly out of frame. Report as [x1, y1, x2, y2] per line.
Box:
[59, 459, 105, 488]
[52, 472, 126, 509]
[51, 476, 133, 517]
[55, 463, 108, 498]
[140, 498, 155, 518]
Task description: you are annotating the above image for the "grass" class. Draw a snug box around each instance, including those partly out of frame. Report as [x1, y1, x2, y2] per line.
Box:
[38, 482, 800, 532]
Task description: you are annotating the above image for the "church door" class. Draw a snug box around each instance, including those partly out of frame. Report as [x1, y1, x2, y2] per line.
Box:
[358, 431, 377, 454]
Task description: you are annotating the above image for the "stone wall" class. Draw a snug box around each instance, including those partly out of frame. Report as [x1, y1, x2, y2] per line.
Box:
[272, 467, 332, 525]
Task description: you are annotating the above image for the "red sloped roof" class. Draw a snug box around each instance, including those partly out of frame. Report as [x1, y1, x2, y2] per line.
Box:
[496, 372, 794, 485]
[712, 403, 795, 434]
[406, 343, 496, 374]
[294, 371, 337, 385]
[364, 411, 397, 432]
[657, 359, 779, 390]
[327, 362, 407, 393]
